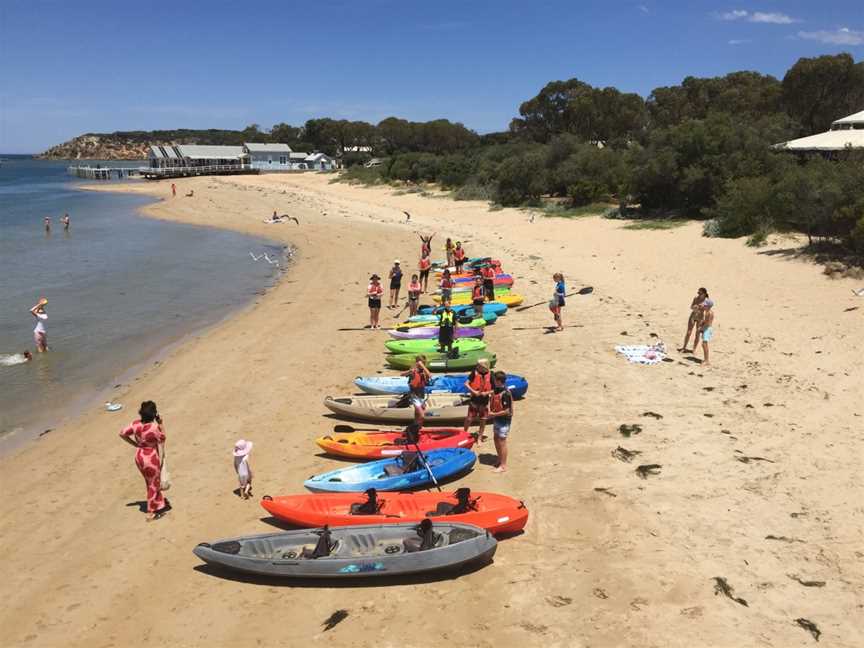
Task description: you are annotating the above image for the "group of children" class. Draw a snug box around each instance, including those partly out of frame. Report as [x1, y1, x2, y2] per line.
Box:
[405, 355, 513, 472]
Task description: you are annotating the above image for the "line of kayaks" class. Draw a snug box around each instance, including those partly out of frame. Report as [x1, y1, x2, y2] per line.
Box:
[194, 254, 529, 580]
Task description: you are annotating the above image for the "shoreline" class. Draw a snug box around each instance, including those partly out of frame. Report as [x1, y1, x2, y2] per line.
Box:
[0, 182, 290, 457]
[1, 172, 861, 647]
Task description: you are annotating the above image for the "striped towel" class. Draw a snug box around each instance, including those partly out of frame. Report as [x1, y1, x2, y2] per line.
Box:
[615, 344, 667, 365]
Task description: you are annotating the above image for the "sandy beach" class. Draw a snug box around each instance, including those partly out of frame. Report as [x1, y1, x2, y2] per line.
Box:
[1, 172, 861, 647]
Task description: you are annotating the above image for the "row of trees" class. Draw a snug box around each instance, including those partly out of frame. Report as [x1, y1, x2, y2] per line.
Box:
[343, 53, 864, 253]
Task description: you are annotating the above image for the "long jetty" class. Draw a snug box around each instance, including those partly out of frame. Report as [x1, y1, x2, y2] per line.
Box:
[67, 166, 140, 180]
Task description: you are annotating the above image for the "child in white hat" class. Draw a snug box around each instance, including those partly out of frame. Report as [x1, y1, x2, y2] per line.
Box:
[233, 439, 254, 499]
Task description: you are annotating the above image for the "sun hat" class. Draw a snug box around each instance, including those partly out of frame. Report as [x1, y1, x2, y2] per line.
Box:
[233, 439, 253, 457]
[370, 274, 381, 280]
[394, 259, 400, 264]
[704, 299, 714, 308]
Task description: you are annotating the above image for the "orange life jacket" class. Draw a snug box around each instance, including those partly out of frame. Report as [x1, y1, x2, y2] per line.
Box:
[409, 368, 428, 390]
[472, 284, 484, 301]
[468, 369, 492, 393]
[454, 247, 465, 261]
[481, 266, 495, 280]
[419, 257, 431, 271]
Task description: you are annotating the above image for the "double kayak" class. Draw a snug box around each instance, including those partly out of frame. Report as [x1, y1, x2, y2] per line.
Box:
[451, 273, 513, 285]
[386, 350, 496, 371]
[315, 427, 474, 459]
[304, 447, 476, 492]
[194, 521, 496, 579]
[398, 315, 488, 328]
[384, 337, 486, 355]
[444, 284, 512, 296]
[418, 303, 508, 317]
[323, 394, 469, 423]
[261, 488, 529, 536]
[387, 326, 484, 340]
[354, 373, 529, 399]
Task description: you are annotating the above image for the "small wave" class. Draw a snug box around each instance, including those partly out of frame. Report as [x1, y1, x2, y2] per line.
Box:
[0, 354, 29, 366]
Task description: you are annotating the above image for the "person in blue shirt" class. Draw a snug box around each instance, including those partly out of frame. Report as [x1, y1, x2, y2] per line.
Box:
[549, 273, 566, 331]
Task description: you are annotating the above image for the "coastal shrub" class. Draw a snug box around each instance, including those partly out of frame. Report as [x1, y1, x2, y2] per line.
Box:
[495, 151, 549, 206]
[453, 182, 494, 202]
[702, 218, 721, 237]
[707, 175, 777, 238]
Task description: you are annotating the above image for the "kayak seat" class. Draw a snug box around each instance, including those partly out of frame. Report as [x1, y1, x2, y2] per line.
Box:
[384, 451, 419, 477]
[301, 526, 336, 559]
[404, 520, 443, 552]
[384, 464, 405, 477]
[426, 502, 456, 517]
[350, 488, 383, 515]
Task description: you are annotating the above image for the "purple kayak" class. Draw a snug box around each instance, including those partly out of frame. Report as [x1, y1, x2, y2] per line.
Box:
[387, 327, 484, 340]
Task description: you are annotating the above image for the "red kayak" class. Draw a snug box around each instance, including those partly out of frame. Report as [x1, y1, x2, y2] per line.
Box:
[315, 427, 475, 459]
[261, 487, 528, 536]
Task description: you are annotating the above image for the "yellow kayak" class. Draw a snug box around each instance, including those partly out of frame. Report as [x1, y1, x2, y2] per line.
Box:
[433, 293, 524, 307]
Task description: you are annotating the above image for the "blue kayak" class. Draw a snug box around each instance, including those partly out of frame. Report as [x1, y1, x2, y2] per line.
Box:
[418, 303, 508, 317]
[304, 448, 476, 492]
[406, 310, 498, 325]
[354, 373, 529, 399]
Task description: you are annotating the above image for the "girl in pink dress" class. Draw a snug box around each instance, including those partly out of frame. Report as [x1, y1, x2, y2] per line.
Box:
[120, 401, 170, 521]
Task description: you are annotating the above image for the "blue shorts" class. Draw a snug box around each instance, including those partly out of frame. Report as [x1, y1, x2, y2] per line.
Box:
[702, 327, 714, 342]
[493, 419, 511, 439]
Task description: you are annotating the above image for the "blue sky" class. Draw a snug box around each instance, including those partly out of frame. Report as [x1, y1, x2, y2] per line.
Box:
[0, 0, 861, 153]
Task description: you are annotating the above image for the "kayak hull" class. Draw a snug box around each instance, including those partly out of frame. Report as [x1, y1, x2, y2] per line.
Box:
[315, 428, 475, 459]
[194, 522, 496, 579]
[387, 326, 484, 340]
[398, 316, 487, 328]
[304, 447, 477, 492]
[354, 374, 528, 399]
[384, 338, 486, 355]
[385, 351, 496, 372]
[261, 491, 529, 536]
[418, 303, 507, 317]
[433, 293, 524, 307]
[323, 394, 469, 423]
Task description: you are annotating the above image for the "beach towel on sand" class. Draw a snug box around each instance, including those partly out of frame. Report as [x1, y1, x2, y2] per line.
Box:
[615, 342, 667, 365]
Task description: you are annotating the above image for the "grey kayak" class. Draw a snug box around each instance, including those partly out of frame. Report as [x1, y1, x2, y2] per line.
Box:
[193, 521, 496, 579]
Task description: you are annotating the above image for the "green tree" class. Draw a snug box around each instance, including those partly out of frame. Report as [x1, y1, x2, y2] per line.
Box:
[782, 53, 864, 134]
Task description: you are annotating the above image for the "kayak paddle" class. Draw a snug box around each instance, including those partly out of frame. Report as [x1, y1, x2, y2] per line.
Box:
[514, 286, 593, 311]
[404, 425, 441, 492]
[333, 424, 393, 433]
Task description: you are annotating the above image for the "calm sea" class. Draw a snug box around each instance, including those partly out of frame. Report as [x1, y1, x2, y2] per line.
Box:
[0, 157, 284, 443]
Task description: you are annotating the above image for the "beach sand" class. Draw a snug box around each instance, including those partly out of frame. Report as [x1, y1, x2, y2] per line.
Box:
[1, 173, 861, 647]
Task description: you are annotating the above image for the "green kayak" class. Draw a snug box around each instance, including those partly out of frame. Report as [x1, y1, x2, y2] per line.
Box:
[384, 338, 487, 355]
[386, 350, 497, 372]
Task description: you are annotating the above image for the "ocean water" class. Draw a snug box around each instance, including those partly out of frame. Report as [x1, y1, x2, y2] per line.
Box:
[0, 157, 284, 442]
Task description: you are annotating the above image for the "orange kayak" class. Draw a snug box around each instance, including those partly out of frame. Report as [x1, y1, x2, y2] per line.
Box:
[261, 488, 529, 536]
[315, 427, 475, 459]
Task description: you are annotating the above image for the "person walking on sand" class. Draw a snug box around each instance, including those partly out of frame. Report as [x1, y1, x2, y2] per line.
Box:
[699, 299, 715, 367]
[403, 355, 431, 426]
[119, 401, 171, 521]
[388, 260, 403, 308]
[440, 269, 454, 306]
[233, 440, 254, 499]
[464, 358, 493, 442]
[488, 371, 513, 472]
[171, 183, 176, 197]
[418, 252, 432, 293]
[550, 272, 566, 332]
[679, 287, 708, 352]
[453, 242, 466, 274]
[61, 213, 70, 231]
[407, 274, 422, 317]
[44, 216, 51, 234]
[367, 274, 384, 329]
[30, 298, 49, 352]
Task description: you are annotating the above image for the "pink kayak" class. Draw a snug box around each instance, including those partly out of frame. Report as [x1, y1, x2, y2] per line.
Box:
[387, 326, 484, 340]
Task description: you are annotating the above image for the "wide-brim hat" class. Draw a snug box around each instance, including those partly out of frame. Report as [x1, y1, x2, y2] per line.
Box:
[370, 274, 381, 280]
[233, 439, 253, 457]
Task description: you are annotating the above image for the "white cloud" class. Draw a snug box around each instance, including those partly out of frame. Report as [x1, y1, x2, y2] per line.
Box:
[718, 10, 800, 24]
[728, 39, 751, 45]
[637, 4, 649, 14]
[797, 27, 864, 45]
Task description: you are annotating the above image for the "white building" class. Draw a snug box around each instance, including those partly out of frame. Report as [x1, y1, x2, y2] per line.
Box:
[775, 110, 864, 154]
[243, 142, 293, 170]
[304, 152, 337, 170]
[148, 144, 247, 169]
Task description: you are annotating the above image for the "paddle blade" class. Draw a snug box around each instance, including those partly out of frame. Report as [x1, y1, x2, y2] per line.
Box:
[578, 286, 594, 295]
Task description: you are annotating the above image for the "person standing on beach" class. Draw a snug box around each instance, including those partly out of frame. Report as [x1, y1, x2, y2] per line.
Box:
[44, 216, 51, 234]
[481, 263, 496, 302]
[119, 401, 171, 521]
[367, 274, 383, 329]
[445, 238, 455, 268]
[679, 288, 708, 352]
[471, 276, 485, 312]
[404, 355, 431, 426]
[407, 274, 422, 317]
[488, 371, 513, 472]
[418, 232, 434, 258]
[171, 183, 176, 197]
[440, 269, 454, 306]
[464, 358, 493, 442]
[233, 440, 254, 499]
[418, 252, 432, 293]
[699, 299, 715, 367]
[30, 298, 49, 352]
[61, 213, 70, 231]
[453, 242, 466, 274]
[550, 272, 566, 332]
[438, 304, 456, 356]
[388, 260, 403, 308]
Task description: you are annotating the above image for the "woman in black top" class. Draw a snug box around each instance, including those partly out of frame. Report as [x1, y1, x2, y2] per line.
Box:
[388, 260, 403, 308]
